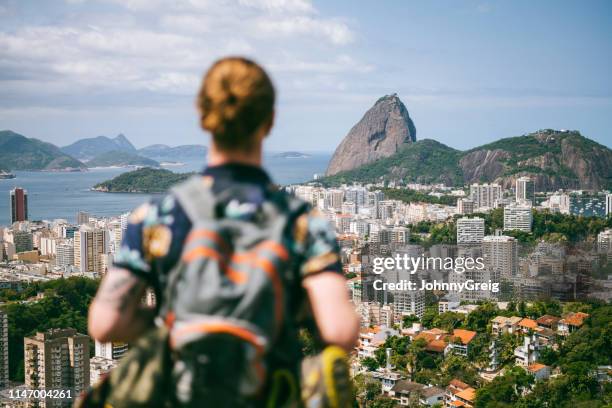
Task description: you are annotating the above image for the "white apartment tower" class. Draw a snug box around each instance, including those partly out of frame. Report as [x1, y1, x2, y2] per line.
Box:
[516, 176, 535, 205]
[56, 240, 75, 267]
[470, 183, 502, 209]
[456, 217, 485, 244]
[504, 204, 533, 232]
[606, 193, 612, 216]
[74, 225, 109, 273]
[457, 198, 475, 215]
[483, 234, 519, 279]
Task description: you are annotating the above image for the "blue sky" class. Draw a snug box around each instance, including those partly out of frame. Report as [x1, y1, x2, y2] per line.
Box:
[0, 0, 610, 151]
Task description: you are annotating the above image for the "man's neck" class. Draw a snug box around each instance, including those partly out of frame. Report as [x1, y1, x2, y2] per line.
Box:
[207, 143, 263, 167]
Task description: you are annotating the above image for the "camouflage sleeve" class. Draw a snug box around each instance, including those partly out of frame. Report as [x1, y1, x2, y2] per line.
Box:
[113, 195, 176, 281]
[294, 208, 343, 278]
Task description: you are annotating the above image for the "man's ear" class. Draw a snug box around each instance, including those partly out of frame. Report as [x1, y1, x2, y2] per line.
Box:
[263, 111, 275, 137]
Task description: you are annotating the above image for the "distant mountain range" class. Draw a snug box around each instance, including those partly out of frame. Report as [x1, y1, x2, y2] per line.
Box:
[0, 130, 85, 171]
[0, 131, 207, 171]
[61, 134, 137, 161]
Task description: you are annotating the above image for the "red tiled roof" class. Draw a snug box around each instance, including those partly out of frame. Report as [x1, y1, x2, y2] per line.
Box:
[425, 339, 447, 353]
[536, 315, 560, 326]
[456, 387, 476, 402]
[527, 363, 548, 373]
[451, 329, 477, 345]
[449, 379, 470, 390]
[562, 312, 589, 327]
[518, 318, 538, 329]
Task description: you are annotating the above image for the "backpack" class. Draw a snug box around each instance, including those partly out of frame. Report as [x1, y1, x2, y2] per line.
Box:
[161, 175, 307, 406]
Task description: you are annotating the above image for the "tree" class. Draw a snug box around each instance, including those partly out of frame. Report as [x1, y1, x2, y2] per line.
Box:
[433, 312, 464, 332]
[2, 277, 99, 381]
[369, 396, 397, 408]
[421, 306, 438, 328]
[362, 357, 379, 371]
[474, 366, 534, 407]
[465, 302, 498, 332]
[353, 374, 381, 406]
[402, 314, 420, 328]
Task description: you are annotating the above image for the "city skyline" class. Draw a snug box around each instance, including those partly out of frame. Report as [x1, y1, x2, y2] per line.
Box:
[0, 0, 611, 151]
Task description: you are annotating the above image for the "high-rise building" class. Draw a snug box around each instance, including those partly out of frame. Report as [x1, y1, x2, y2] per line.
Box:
[456, 217, 485, 244]
[56, 240, 75, 267]
[393, 290, 425, 318]
[24, 328, 90, 394]
[606, 193, 612, 216]
[390, 226, 410, 244]
[0, 310, 8, 389]
[74, 225, 109, 273]
[483, 234, 518, 279]
[516, 176, 535, 205]
[9, 187, 28, 223]
[12, 231, 33, 253]
[62, 225, 78, 239]
[76, 211, 91, 225]
[469, 183, 502, 209]
[597, 229, 612, 253]
[504, 204, 533, 232]
[457, 198, 474, 215]
[546, 193, 571, 214]
[94, 340, 128, 361]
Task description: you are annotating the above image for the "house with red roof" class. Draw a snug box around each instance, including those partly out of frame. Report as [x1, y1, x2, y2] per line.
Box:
[558, 312, 589, 336]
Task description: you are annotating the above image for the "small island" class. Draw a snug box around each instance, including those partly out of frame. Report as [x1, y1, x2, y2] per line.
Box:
[93, 167, 194, 193]
[272, 151, 312, 159]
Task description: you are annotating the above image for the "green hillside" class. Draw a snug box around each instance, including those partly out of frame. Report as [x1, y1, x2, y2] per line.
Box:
[322, 139, 464, 186]
[321, 130, 612, 191]
[93, 167, 194, 193]
[0, 130, 85, 171]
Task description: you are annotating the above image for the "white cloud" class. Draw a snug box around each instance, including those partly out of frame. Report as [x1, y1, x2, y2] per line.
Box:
[238, 0, 314, 14]
[253, 15, 353, 45]
[1, 0, 363, 109]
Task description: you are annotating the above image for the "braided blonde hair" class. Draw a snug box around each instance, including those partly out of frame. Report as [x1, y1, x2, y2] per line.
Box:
[197, 57, 275, 151]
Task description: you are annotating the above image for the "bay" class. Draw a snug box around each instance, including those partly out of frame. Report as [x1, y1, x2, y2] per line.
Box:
[0, 153, 331, 226]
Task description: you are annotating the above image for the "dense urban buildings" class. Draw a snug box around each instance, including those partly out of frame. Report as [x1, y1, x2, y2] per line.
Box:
[0, 172, 610, 407]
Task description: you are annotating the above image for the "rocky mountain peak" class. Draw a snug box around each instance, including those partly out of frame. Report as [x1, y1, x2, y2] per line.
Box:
[326, 94, 416, 176]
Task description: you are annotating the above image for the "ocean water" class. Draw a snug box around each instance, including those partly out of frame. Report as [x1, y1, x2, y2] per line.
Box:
[0, 153, 331, 226]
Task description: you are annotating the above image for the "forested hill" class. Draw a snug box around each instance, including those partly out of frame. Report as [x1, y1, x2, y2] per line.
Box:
[322, 130, 612, 191]
[0, 130, 85, 171]
[93, 167, 194, 193]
